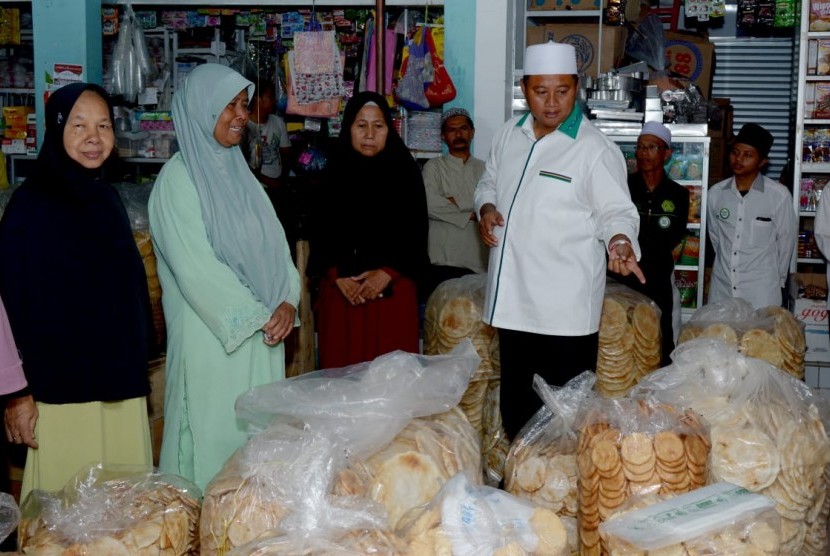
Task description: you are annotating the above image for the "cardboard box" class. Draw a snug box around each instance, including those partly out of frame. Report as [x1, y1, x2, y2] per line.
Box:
[793, 297, 830, 362]
[526, 24, 627, 77]
[664, 31, 715, 99]
[528, 0, 601, 10]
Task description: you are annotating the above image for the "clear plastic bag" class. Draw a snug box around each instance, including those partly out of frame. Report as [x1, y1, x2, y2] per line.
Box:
[202, 343, 482, 555]
[423, 273, 507, 486]
[0, 492, 19, 546]
[677, 299, 807, 379]
[19, 463, 201, 555]
[597, 279, 663, 398]
[630, 340, 830, 554]
[109, 6, 155, 102]
[503, 372, 596, 555]
[572, 395, 711, 555]
[396, 472, 569, 556]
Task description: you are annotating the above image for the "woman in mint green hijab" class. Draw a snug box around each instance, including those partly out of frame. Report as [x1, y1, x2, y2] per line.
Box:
[149, 64, 300, 491]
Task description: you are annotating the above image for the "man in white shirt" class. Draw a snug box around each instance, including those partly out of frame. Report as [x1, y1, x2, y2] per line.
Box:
[422, 108, 488, 300]
[707, 123, 796, 310]
[475, 42, 643, 439]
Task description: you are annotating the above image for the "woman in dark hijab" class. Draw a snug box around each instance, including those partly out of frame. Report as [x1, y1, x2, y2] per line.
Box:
[0, 83, 153, 500]
[309, 91, 429, 368]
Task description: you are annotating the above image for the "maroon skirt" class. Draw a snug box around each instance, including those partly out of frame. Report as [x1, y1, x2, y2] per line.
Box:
[315, 275, 420, 369]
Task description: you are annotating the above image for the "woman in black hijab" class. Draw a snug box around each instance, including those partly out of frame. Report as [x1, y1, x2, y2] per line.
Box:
[0, 83, 153, 500]
[309, 91, 428, 368]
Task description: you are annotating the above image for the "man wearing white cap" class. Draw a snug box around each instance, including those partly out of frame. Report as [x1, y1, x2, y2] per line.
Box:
[618, 122, 688, 366]
[474, 41, 644, 439]
[422, 108, 488, 300]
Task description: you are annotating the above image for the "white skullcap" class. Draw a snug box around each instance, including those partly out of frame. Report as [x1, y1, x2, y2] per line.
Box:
[524, 41, 578, 76]
[639, 121, 672, 147]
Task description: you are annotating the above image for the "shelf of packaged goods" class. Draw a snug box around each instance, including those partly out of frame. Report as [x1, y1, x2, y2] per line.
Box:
[798, 257, 826, 264]
[802, 163, 830, 173]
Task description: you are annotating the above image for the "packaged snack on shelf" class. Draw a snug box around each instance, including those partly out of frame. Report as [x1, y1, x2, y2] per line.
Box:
[679, 232, 700, 265]
[819, 39, 830, 75]
[814, 82, 830, 119]
[686, 185, 701, 223]
[674, 270, 698, 309]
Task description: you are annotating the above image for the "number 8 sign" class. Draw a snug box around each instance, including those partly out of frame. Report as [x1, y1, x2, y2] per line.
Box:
[665, 40, 705, 82]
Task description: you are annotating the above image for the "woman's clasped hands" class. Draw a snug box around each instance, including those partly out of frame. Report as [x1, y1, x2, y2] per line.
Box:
[336, 269, 391, 306]
[262, 302, 296, 346]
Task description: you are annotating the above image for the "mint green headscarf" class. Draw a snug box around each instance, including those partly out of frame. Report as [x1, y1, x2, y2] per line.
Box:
[172, 63, 292, 310]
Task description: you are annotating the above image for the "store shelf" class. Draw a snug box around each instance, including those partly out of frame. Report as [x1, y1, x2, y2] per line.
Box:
[801, 211, 818, 217]
[798, 257, 826, 264]
[805, 75, 830, 82]
[802, 163, 830, 173]
[686, 222, 701, 230]
[675, 265, 698, 272]
[805, 119, 830, 124]
[676, 180, 703, 187]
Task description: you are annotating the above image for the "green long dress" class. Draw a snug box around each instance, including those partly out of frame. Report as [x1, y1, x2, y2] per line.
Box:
[149, 154, 300, 491]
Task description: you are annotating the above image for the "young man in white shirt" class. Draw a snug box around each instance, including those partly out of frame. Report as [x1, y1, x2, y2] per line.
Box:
[707, 123, 796, 309]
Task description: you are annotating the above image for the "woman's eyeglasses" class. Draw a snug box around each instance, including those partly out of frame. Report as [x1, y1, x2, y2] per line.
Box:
[634, 145, 667, 153]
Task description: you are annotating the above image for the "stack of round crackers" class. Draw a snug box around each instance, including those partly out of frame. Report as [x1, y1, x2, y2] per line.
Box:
[574, 402, 710, 556]
[677, 305, 806, 379]
[134, 229, 165, 349]
[597, 285, 662, 398]
[200, 408, 481, 555]
[424, 274, 509, 484]
[706, 398, 830, 554]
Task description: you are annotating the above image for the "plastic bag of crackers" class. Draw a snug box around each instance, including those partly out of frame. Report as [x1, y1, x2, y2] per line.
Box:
[632, 338, 830, 555]
[573, 397, 711, 556]
[596, 279, 663, 398]
[423, 273, 510, 486]
[19, 463, 201, 555]
[599, 482, 782, 555]
[396, 472, 569, 556]
[676, 298, 806, 379]
[200, 344, 483, 555]
[504, 371, 597, 554]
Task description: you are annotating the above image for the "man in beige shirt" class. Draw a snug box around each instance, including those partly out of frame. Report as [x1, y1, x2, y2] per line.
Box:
[422, 108, 488, 300]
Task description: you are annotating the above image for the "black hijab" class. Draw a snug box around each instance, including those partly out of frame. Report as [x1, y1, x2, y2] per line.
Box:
[0, 83, 151, 404]
[34, 83, 121, 195]
[309, 92, 429, 286]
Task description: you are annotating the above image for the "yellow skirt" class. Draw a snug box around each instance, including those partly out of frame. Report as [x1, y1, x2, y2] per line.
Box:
[20, 397, 152, 503]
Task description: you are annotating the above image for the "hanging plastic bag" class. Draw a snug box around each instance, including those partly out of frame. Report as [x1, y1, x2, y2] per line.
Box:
[109, 6, 154, 103]
[424, 26, 457, 107]
[395, 27, 431, 111]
